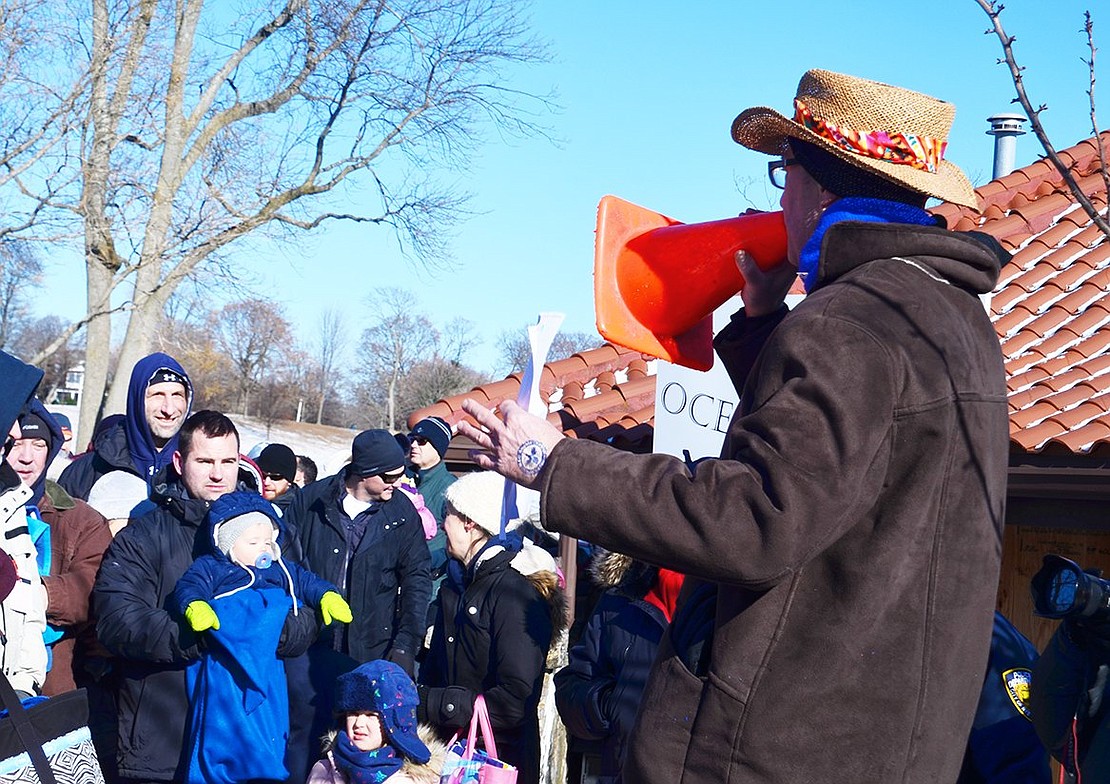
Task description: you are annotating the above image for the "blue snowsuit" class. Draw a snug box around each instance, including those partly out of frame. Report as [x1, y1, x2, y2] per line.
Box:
[172, 493, 337, 784]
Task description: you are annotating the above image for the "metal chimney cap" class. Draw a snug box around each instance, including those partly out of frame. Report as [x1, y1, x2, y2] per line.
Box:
[987, 113, 1027, 135]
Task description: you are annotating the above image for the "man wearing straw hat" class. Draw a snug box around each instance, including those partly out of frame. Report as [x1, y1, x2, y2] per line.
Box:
[460, 69, 1010, 782]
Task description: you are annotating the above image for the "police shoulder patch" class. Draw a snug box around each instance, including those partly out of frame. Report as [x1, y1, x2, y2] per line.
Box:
[1003, 667, 1033, 720]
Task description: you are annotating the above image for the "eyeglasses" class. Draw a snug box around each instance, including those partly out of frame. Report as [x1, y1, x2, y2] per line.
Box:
[411, 436, 429, 447]
[377, 470, 406, 484]
[768, 157, 798, 190]
[264, 473, 287, 482]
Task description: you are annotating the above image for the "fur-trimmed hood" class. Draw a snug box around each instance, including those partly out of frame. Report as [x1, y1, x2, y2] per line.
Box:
[589, 548, 658, 599]
[319, 725, 448, 784]
[526, 567, 568, 636]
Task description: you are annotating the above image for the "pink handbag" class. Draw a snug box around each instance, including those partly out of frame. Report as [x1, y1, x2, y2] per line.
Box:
[439, 695, 518, 784]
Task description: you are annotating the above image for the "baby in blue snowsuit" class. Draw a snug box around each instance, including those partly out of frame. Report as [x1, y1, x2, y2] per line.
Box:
[173, 491, 352, 784]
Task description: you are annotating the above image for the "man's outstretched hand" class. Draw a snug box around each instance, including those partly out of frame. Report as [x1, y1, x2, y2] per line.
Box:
[458, 398, 566, 490]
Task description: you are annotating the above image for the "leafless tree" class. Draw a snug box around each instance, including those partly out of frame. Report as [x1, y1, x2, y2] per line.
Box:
[0, 0, 549, 443]
[215, 298, 293, 416]
[10, 315, 84, 404]
[360, 287, 437, 431]
[315, 308, 347, 424]
[0, 240, 43, 350]
[496, 328, 603, 376]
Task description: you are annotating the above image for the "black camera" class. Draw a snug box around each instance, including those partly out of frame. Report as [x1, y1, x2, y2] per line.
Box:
[1030, 554, 1110, 621]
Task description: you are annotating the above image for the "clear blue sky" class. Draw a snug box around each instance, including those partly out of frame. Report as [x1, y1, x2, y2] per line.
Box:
[38, 1, 1106, 377]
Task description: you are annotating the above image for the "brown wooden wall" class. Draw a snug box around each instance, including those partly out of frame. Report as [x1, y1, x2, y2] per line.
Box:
[998, 525, 1110, 652]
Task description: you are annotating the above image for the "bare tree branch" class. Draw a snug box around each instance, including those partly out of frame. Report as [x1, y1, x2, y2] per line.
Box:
[1083, 11, 1110, 221]
[977, 0, 1110, 238]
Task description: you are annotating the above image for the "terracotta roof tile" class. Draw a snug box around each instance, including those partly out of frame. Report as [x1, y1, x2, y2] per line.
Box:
[411, 134, 1110, 460]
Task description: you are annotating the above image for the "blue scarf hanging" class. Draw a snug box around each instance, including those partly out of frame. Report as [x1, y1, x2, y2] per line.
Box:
[798, 197, 937, 293]
[24, 507, 63, 664]
[332, 729, 404, 784]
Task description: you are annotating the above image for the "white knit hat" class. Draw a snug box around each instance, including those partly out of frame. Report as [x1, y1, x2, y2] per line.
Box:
[444, 471, 523, 537]
[87, 471, 154, 521]
[214, 511, 275, 556]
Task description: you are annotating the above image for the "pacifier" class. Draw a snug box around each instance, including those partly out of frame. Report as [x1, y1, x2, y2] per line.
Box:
[254, 552, 273, 570]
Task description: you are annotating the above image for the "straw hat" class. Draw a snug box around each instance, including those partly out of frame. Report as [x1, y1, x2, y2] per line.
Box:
[731, 69, 977, 208]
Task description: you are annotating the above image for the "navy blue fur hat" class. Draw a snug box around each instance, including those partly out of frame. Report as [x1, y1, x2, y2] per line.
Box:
[334, 660, 430, 763]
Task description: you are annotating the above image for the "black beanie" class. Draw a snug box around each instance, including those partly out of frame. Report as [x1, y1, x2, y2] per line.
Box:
[257, 443, 297, 484]
[349, 430, 405, 477]
[790, 138, 927, 207]
[17, 412, 52, 449]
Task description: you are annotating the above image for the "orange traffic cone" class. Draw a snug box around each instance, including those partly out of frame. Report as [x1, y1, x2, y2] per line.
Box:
[594, 195, 788, 371]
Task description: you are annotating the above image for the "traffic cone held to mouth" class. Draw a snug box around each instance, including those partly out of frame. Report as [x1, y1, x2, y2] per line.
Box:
[593, 195, 788, 371]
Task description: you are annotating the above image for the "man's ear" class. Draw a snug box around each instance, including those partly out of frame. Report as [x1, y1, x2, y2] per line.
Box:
[172, 450, 183, 474]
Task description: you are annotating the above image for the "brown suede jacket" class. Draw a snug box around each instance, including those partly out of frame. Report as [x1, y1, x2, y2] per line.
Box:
[39, 479, 113, 696]
[541, 221, 1011, 783]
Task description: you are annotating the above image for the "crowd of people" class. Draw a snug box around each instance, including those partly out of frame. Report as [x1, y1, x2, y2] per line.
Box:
[0, 66, 1106, 784]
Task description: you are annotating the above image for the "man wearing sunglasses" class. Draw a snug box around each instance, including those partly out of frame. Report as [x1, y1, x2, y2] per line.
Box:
[289, 428, 431, 670]
[284, 428, 432, 778]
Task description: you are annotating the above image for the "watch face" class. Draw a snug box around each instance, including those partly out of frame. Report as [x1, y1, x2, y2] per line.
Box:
[517, 440, 547, 476]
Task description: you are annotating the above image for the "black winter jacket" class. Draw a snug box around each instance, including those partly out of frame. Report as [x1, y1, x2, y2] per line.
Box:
[418, 546, 564, 784]
[58, 418, 136, 501]
[92, 477, 207, 781]
[289, 471, 431, 664]
[93, 476, 318, 781]
[554, 555, 667, 783]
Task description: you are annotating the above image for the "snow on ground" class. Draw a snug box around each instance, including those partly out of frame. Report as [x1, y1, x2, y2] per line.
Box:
[47, 404, 361, 479]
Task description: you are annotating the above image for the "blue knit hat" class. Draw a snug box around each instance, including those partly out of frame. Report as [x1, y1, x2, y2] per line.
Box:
[334, 660, 430, 763]
[409, 416, 452, 458]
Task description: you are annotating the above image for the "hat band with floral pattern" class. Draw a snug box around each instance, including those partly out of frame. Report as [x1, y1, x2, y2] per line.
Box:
[793, 99, 947, 173]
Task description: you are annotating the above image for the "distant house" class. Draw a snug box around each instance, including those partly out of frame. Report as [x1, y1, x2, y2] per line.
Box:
[409, 133, 1110, 650]
[49, 362, 84, 406]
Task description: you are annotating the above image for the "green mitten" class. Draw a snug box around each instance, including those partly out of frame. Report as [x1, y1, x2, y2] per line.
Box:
[185, 600, 220, 632]
[320, 591, 352, 625]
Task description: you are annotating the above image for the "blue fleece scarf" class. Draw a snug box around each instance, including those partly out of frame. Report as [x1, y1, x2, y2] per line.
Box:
[24, 507, 63, 658]
[446, 530, 525, 593]
[798, 197, 937, 293]
[333, 730, 403, 784]
[124, 353, 192, 488]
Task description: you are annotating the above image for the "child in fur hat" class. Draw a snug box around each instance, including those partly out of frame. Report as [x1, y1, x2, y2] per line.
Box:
[172, 491, 353, 784]
[309, 659, 446, 783]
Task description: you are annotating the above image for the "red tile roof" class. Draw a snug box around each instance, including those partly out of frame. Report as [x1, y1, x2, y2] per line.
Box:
[413, 135, 1110, 458]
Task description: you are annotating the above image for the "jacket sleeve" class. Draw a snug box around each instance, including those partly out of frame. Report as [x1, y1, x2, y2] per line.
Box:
[5, 546, 47, 695]
[93, 523, 199, 663]
[390, 513, 432, 658]
[1030, 623, 1098, 766]
[554, 598, 615, 741]
[286, 561, 338, 607]
[170, 557, 217, 615]
[541, 312, 898, 589]
[42, 501, 113, 627]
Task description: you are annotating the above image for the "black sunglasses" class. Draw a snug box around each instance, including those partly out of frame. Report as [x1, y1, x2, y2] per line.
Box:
[377, 470, 406, 484]
[411, 436, 430, 446]
[264, 472, 287, 482]
[768, 157, 798, 190]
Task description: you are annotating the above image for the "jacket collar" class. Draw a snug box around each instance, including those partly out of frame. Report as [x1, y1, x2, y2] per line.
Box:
[43, 480, 75, 513]
[815, 221, 1008, 295]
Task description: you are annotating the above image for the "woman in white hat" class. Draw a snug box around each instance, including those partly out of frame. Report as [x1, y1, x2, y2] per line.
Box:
[417, 471, 565, 784]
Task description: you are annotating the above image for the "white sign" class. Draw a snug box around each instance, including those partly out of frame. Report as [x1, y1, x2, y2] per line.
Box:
[652, 295, 803, 461]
